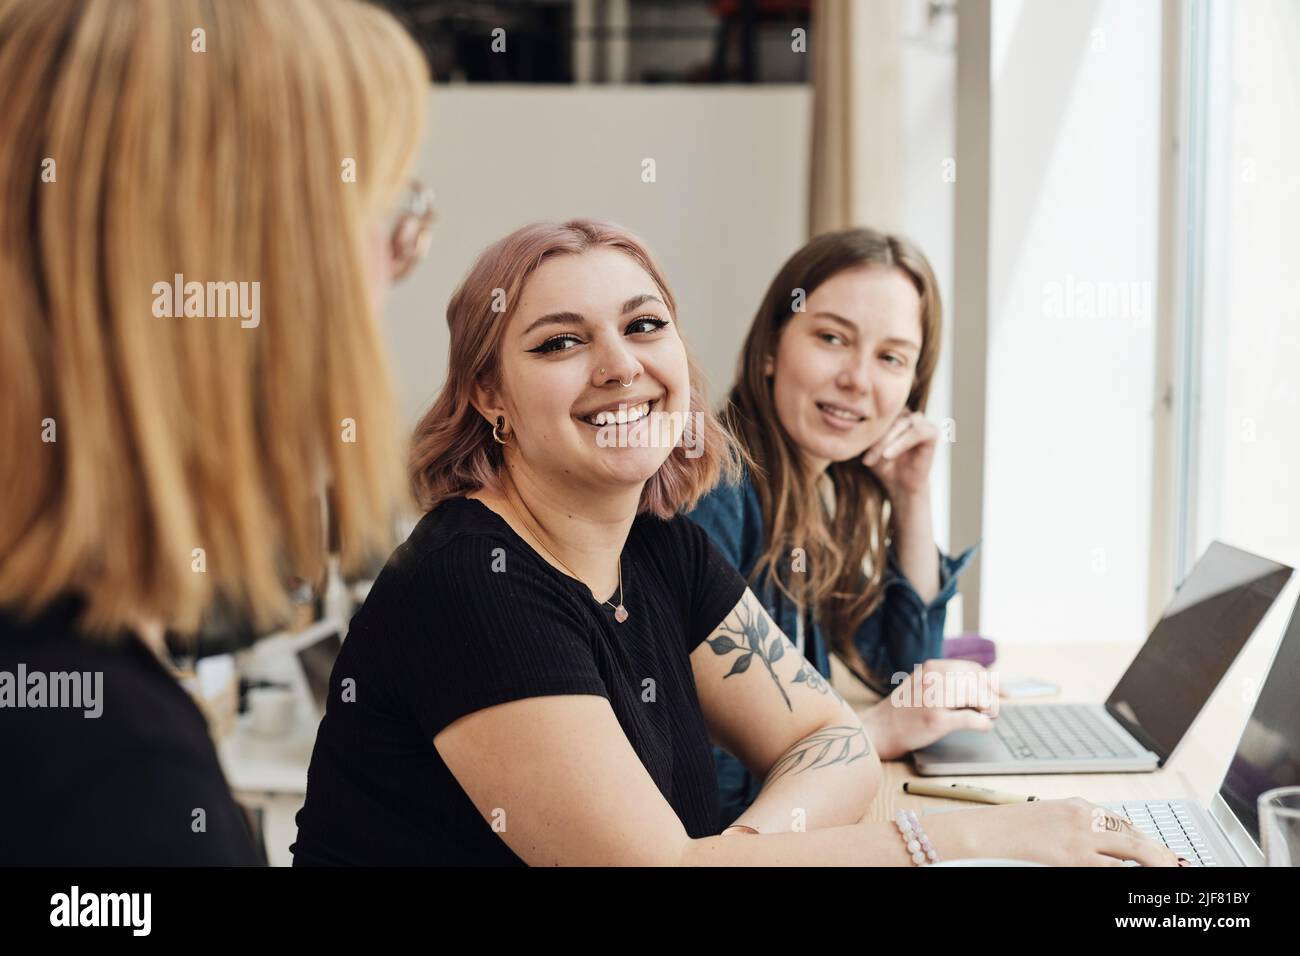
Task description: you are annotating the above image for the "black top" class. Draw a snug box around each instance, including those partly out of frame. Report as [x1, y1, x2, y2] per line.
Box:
[291, 495, 748, 866]
[0, 598, 261, 865]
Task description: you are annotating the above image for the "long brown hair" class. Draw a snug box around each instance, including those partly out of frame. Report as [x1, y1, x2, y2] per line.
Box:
[0, 0, 429, 636]
[724, 228, 943, 687]
[410, 219, 741, 518]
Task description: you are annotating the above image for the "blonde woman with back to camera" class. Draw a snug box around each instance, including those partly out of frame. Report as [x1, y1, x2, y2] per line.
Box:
[0, 0, 431, 865]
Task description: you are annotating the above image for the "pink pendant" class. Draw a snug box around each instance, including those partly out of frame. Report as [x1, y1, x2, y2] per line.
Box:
[614, 604, 629, 623]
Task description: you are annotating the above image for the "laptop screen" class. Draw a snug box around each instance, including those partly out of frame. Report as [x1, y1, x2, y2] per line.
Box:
[297, 630, 343, 714]
[1105, 541, 1292, 763]
[1220, 592, 1300, 845]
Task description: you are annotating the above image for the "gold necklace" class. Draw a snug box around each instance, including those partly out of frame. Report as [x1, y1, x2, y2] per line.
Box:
[501, 476, 629, 624]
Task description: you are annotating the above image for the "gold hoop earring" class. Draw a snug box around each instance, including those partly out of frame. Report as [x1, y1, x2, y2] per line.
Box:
[492, 415, 511, 445]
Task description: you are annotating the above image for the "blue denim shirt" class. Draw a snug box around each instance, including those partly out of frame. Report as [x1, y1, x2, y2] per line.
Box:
[684, 467, 978, 829]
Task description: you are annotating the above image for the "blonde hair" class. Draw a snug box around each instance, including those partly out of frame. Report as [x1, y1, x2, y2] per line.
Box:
[0, 0, 429, 636]
[410, 219, 742, 518]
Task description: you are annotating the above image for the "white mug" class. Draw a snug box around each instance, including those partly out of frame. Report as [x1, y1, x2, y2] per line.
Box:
[248, 686, 297, 738]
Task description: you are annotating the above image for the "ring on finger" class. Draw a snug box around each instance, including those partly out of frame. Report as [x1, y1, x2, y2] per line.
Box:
[1097, 812, 1131, 834]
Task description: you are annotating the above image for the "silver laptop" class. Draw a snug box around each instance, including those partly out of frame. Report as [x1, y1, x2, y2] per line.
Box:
[913, 541, 1292, 775]
[1106, 589, 1300, 866]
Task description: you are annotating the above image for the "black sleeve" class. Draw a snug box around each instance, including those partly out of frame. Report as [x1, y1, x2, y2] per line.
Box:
[391, 535, 610, 741]
[667, 515, 750, 654]
[63, 746, 262, 866]
[0, 656, 262, 866]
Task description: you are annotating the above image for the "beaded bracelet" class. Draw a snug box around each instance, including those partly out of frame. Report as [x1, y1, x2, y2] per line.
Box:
[894, 809, 941, 865]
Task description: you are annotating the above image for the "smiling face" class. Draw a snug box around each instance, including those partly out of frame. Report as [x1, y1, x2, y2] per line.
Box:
[769, 265, 924, 471]
[480, 247, 692, 494]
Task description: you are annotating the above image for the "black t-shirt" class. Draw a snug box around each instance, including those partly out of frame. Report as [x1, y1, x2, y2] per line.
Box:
[0, 598, 262, 865]
[291, 495, 748, 866]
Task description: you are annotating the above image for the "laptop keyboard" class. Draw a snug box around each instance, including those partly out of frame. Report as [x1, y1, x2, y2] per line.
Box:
[995, 704, 1135, 760]
[1114, 801, 1219, 866]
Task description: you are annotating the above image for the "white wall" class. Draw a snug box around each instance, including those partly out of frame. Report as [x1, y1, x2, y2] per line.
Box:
[383, 85, 811, 429]
[979, 0, 1163, 643]
[899, 0, 958, 552]
[381, 57, 969, 578]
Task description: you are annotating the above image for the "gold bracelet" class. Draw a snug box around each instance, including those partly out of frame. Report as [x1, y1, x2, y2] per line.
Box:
[721, 824, 761, 836]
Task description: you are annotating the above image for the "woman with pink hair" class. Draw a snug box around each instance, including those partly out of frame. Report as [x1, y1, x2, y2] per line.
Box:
[292, 220, 1178, 867]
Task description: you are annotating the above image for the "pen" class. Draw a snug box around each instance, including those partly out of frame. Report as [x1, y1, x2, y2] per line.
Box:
[903, 781, 1039, 805]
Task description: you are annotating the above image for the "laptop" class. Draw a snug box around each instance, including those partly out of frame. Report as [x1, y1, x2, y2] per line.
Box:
[912, 541, 1292, 775]
[296, 629, 342, 717]
[1106, 588, 1300, 865]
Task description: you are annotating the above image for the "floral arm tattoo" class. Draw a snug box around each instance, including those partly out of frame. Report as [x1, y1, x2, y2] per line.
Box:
[706, 595, 852, 712]
[791, 659, 846, 706]
[764, 725, 872, 785]
[706, 595, 793, 710]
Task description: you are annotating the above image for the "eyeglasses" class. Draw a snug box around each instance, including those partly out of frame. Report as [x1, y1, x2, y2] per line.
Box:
[389, 180, 436, 281]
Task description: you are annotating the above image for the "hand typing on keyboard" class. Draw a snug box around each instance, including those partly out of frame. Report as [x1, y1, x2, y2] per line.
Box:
[919, 798, 1183, 866]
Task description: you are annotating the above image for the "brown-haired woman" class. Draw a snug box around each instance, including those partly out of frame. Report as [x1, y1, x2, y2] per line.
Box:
[0, 0, 429, 864]
[291, 219, 1177, 867]
[686, 228, 995, 828]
